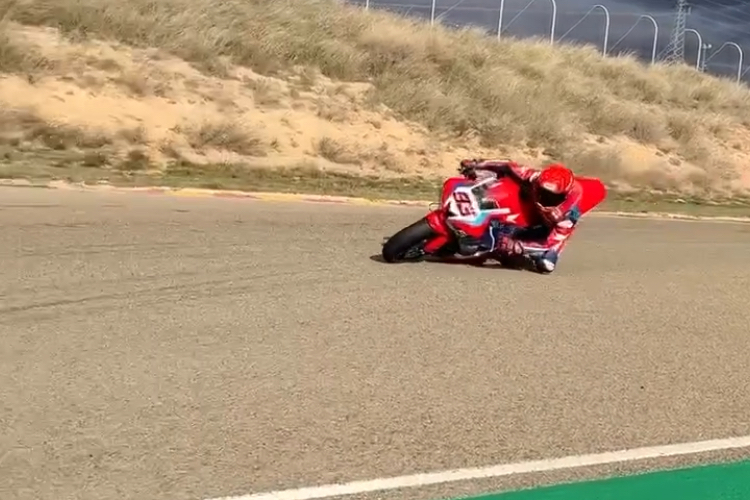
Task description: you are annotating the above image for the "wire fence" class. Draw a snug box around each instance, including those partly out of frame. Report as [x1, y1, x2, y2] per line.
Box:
[347, 0, 750, 84]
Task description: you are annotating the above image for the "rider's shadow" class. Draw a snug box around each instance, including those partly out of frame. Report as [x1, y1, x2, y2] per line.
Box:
[367, 253, 528, 271]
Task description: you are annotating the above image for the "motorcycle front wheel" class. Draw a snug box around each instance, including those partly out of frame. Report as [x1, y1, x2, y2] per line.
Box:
[381, 217, 437, 263]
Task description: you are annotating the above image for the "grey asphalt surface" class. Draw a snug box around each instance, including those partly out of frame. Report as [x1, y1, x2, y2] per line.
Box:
[2, 186, 750, 500]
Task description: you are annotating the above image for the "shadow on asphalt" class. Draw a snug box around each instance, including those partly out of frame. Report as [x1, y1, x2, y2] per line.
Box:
[367, 254, 526, 271]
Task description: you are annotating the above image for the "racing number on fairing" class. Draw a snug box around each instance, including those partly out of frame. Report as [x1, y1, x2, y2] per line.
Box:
[453, 191, 476, 217]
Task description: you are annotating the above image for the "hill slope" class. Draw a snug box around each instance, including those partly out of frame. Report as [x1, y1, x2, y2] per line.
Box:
[2, 0, 750, 200]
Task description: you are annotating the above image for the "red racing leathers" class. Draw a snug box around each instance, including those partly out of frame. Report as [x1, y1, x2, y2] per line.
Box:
[460, 159, 584, 273]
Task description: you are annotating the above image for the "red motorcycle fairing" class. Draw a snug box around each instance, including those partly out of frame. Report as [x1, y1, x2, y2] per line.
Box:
[423, 175, 530, 254]
[439, 177, 472, 206]
[424, 211, 451, 253]
[422, 174, 607, 257]
[575, 176, 608, 215]
[423, 176, 468, 253]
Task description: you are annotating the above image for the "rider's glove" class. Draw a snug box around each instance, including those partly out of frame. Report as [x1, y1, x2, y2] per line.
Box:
[459, 159, 483, 179]
[497, 235, 523, 256]
[539, 206, 565, 225]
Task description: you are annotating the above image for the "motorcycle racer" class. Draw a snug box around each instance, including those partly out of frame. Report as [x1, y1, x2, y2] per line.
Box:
[456, 158, 584, 274]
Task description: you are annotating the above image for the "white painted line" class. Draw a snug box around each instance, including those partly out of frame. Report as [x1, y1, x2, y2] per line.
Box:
[206, 435, 750, 500]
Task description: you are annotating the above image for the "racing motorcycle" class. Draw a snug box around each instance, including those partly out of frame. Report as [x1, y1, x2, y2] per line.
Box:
[381, 170, 607, 264]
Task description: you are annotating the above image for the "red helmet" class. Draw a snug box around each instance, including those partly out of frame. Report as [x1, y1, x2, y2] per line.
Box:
[533, 163, 574, 210]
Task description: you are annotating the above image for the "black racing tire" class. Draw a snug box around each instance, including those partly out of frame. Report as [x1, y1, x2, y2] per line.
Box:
[382, 217, 437, 263]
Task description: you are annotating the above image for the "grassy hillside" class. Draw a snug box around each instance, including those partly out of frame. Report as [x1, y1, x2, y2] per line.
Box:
[2, 0, 750, 202]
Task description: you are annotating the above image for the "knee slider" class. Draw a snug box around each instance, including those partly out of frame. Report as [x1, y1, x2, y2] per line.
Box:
[536, 250, 558, 274]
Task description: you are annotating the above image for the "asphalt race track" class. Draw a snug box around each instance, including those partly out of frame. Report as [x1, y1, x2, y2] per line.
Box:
[2, 186, 750, 500]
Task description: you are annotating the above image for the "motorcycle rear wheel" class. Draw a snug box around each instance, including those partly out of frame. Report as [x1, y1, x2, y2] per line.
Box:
[381, 217, 437, 263]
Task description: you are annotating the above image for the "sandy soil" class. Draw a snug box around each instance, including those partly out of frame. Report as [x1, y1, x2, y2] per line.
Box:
[2, 22, 750, 195]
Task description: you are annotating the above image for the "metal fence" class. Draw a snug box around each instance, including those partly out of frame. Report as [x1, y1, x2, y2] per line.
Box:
[349, 0, 748, 84]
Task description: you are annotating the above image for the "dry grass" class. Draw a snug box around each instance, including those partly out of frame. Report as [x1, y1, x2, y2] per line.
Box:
[6, 0, 747, 141]
[114, 70, 169, 97]
[315, 137, 360, 165]
[3, 0, 750, 195]
[315, 137, 406, 172]
[0, 11, 50, 73]
[181, 120, 266, 157]
[0, 29, 25, 72]
[0, 108, 111, 150]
